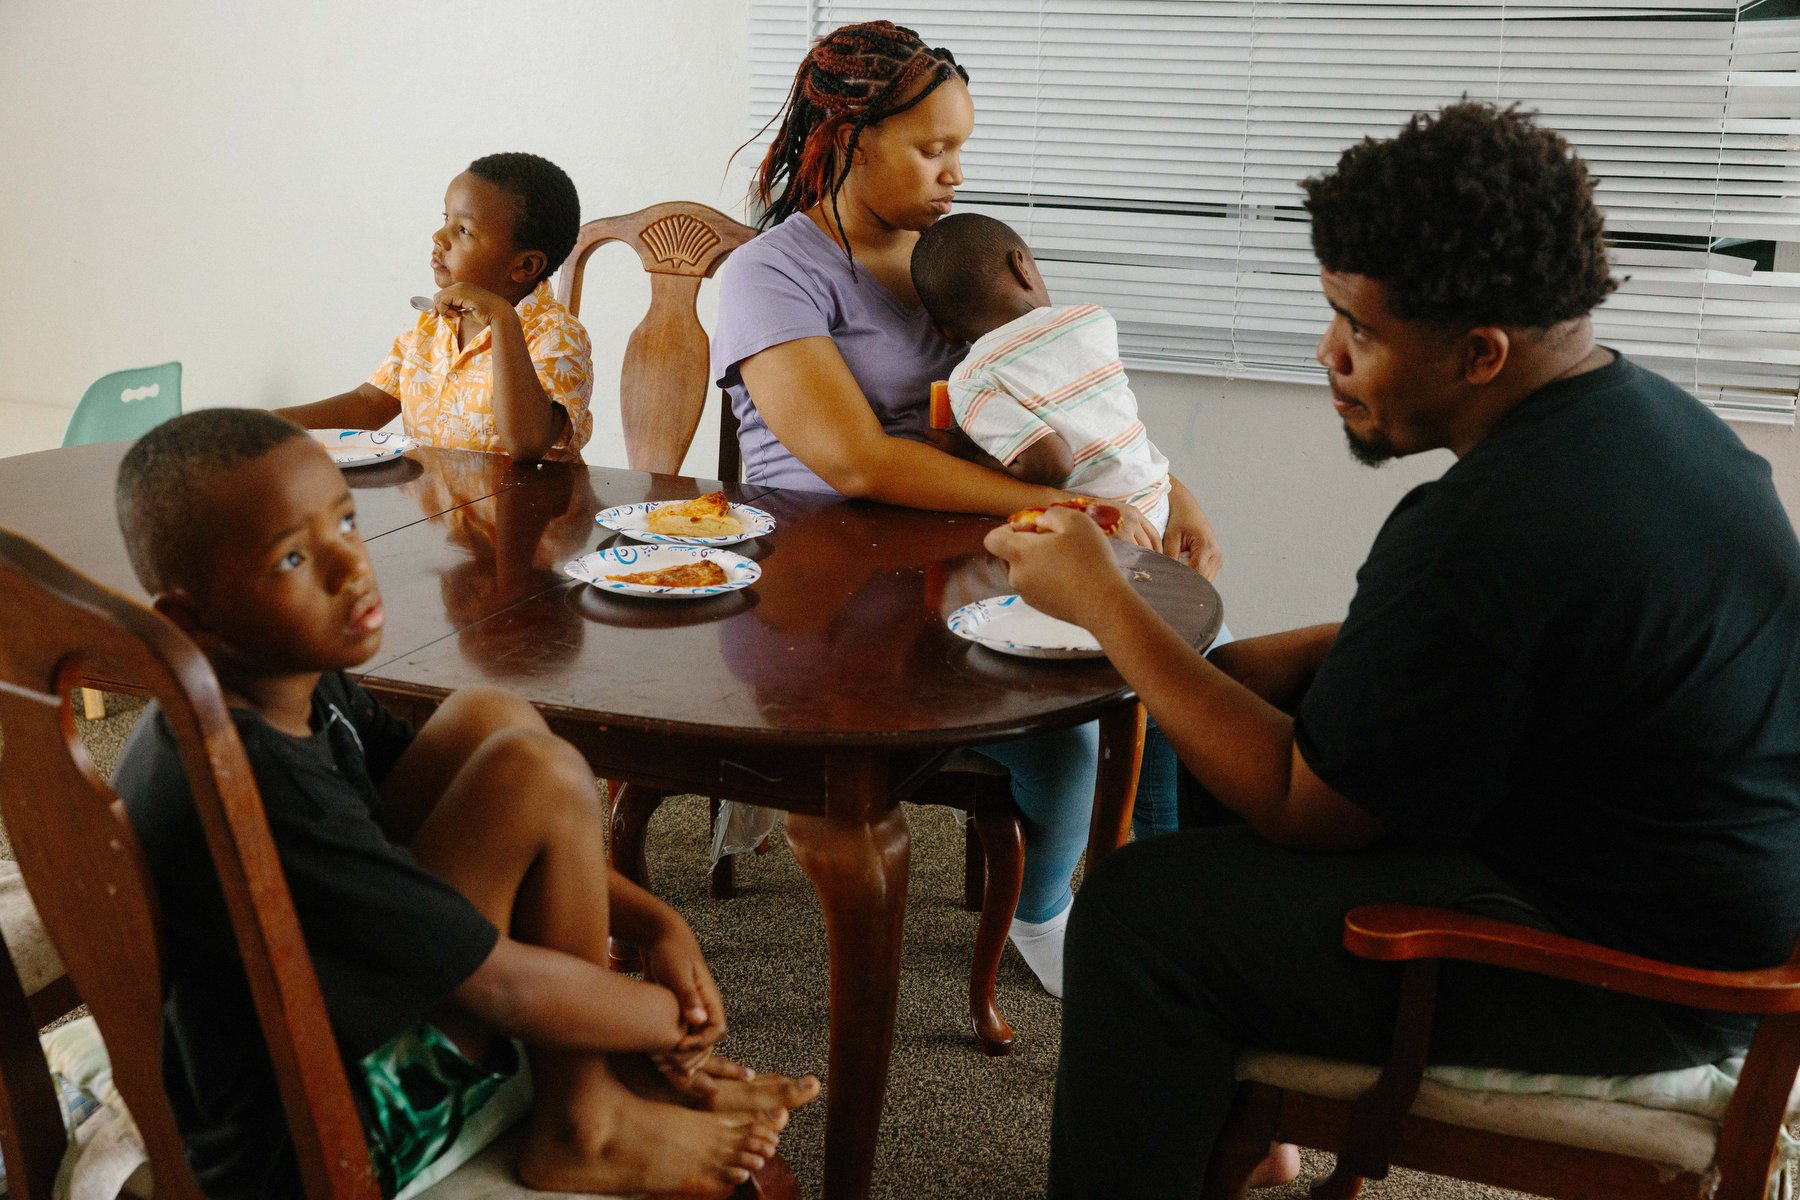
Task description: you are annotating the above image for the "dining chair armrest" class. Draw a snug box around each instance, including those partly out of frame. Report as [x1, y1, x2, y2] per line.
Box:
[1345, 905, 1800, 1015]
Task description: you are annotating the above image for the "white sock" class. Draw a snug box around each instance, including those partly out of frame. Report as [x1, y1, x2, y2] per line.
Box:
[1009, 903, 1073, 998]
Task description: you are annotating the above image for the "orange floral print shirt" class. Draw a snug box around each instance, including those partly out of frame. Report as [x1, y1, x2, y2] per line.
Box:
[367, 281, 594, 463]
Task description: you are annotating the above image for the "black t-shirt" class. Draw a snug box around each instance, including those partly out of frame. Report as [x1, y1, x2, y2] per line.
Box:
[1298, 354, 1800, 980]
[114, 672, 499, 1200]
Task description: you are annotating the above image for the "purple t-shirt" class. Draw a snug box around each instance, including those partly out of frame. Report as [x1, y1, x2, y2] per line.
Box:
[712, 213, 966, 493]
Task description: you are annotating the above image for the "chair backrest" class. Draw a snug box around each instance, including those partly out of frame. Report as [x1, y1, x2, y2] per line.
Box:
[62, 362, 183, 448]
[555, 202, 756, 480]
[0, 527, 382, 1200]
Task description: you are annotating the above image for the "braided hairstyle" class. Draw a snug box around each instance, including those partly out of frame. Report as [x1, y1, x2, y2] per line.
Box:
[751, 21, 968, 258]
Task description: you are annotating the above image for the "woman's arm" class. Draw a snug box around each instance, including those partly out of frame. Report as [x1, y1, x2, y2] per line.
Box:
[1163, 476, 1225, 579]
[739, 336, 1068, 517]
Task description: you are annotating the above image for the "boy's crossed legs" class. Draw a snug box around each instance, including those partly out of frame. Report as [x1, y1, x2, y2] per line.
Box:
[379, 686, 818, 1195]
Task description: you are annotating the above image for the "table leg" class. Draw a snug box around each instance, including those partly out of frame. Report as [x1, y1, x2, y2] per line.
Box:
[785, 794, 910, 1200]
[1086, 700, 1148, 869]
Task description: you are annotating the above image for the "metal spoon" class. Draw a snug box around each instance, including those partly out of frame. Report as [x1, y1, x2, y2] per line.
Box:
[409, 295, 434, 312]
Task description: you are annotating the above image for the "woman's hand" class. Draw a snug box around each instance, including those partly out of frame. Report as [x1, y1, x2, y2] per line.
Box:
[1163, 477, 1224, 579]
[642, 923, 728, 1078]
[985, 506, 1134, 630]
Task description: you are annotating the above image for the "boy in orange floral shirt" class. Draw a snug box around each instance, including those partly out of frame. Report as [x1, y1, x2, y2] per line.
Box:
[284, 153, 594, 463]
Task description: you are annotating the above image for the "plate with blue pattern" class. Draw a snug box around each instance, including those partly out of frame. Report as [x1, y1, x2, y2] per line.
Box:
[594, 500, 776, 547]
[946, 594, 1104, 659]
[562, 545, 760, 600]
[311, 428, 417, 468]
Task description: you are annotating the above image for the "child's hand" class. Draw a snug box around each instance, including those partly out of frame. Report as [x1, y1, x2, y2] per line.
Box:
[642, 924, 728, 1071]
[1113, 504, 1162, 552]
[431, 282, 510, 324]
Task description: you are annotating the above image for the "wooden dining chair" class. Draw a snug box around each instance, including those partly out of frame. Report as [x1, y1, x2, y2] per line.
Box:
[0, 525, 795, 1200]
[1202, 904, 1800, 1200]
[555, 201, 1046, 1055]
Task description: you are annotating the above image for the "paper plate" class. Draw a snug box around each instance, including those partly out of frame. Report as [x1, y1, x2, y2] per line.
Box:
[595, 501, 775, 547]
[312, 429, 417, 468]
[562, 545, 761, 600]
[947, 595, 1104, 660]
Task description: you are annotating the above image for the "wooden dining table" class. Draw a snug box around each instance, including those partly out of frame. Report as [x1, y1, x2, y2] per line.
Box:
[0, 438, 1222, 1200]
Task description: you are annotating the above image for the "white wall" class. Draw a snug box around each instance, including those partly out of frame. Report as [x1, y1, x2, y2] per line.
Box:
[3, 2, 1795, 637]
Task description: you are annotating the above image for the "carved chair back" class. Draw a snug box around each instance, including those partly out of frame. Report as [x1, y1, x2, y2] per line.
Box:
[0, 527, 382, 1200]
[555, 202, 758, 480]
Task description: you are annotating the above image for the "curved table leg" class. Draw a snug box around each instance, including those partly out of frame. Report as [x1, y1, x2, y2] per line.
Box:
[608, 781, 667, 973]
[968, 790, 1022, 1056]
[785, 800, 910, 1200]
[1087, 700, 1148, 869]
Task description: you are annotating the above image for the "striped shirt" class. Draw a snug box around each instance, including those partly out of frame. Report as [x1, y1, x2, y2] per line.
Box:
[948, 305, 1170, 521]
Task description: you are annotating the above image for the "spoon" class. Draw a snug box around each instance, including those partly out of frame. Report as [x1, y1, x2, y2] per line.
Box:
[409, 295, 434, 312]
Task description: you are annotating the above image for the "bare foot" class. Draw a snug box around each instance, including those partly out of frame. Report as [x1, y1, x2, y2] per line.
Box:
[617, 1054, 821, 1123]
[688, 1058, 821, 1116]
[518, 1087, 780, 1196]
[1247, 1142, 1301, 1189]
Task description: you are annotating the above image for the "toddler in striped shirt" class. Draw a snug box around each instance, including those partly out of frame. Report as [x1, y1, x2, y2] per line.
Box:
[913, 213, 1173, 532]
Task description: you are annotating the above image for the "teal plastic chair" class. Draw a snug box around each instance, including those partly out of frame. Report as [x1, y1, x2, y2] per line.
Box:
[62, 362, 182, 448]
[63, 361, 181, 718]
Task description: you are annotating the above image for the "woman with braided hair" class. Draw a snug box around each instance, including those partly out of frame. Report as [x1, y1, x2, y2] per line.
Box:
[711, 20, 1225, 998]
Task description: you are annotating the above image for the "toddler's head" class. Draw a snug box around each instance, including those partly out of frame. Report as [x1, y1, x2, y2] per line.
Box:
[117, 409, 385, 677]
[912, 212, 1050, 344]
[431, 152, 581, 301]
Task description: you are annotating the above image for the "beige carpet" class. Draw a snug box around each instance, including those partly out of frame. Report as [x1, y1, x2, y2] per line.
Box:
[65, 694, 1534, 1200]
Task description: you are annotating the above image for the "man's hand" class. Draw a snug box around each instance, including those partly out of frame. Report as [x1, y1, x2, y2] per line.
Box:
[641, 923, 727, 1079]
[1164, 478, 1224, 578]
[984, 505, 1134, 629]
[432, 282, 511, 325]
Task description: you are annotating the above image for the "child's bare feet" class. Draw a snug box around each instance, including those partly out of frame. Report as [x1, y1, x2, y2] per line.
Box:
[620, 1054, 821, 1123]
[519, 1085, 780, 1197]
[686, 1057, 822, 1117]
[1247, 1142, 1301, 1188]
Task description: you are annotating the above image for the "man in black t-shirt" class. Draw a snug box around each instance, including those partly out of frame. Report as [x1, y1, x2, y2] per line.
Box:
[985, 104, 1800, 1199]
[109, 410, 817, 1200]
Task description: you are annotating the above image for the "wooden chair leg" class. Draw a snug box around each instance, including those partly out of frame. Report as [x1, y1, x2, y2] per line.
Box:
[968, 792, 1023, 1056]
[709, 798, 738, 900]
[608, 781, 668, 973]
[79, 687, 105, 721]
[1200, 1083, 1286, 1200]
[963, 818, 984, 913]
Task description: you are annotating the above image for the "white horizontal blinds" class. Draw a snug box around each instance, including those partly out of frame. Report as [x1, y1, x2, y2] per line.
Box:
[748, 2, 1800, 423]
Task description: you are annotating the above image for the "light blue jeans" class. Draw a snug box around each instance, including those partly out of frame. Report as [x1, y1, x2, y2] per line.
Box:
[1131, 621, 1236, 842]
[974, 721, 1101, 923]
[966, 625, 1237, 921]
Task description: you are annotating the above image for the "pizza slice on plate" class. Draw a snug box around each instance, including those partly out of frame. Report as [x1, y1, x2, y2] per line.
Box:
[646, 491, 745, 538]
[604, 560, 730, 588]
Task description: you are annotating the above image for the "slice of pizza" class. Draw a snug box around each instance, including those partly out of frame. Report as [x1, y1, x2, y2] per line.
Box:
[1007, 497, 1124, 536]
[646, 491, 745, 538]
[604, 560, 730, 588]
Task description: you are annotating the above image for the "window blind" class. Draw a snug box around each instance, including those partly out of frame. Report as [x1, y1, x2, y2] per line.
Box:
[748, 1, 1800, 425]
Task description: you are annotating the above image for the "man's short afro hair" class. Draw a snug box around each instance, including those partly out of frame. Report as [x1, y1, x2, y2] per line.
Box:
[1302, 102, 1617, 328]
[911, 212, 1030, 333]
[467, 152, 581, 286]
[116, 408, 309, 596]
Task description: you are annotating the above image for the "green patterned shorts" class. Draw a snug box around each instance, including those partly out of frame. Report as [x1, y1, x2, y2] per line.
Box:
[358, 1023, 518, 1197]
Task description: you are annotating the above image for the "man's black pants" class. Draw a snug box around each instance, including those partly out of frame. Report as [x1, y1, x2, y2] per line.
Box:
[1047, 826, 1744, 1199]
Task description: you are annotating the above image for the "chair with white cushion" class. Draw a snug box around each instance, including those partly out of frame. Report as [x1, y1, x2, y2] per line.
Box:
[1203, 905, 1800, 1200]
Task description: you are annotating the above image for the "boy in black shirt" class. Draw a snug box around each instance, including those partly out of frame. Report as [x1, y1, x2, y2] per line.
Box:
[111, 409, 816, 1199]
[984, 104, 1800, 1198]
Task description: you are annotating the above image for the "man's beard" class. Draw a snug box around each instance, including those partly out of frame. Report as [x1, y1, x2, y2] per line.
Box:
[1343, 424, 1399, 467]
